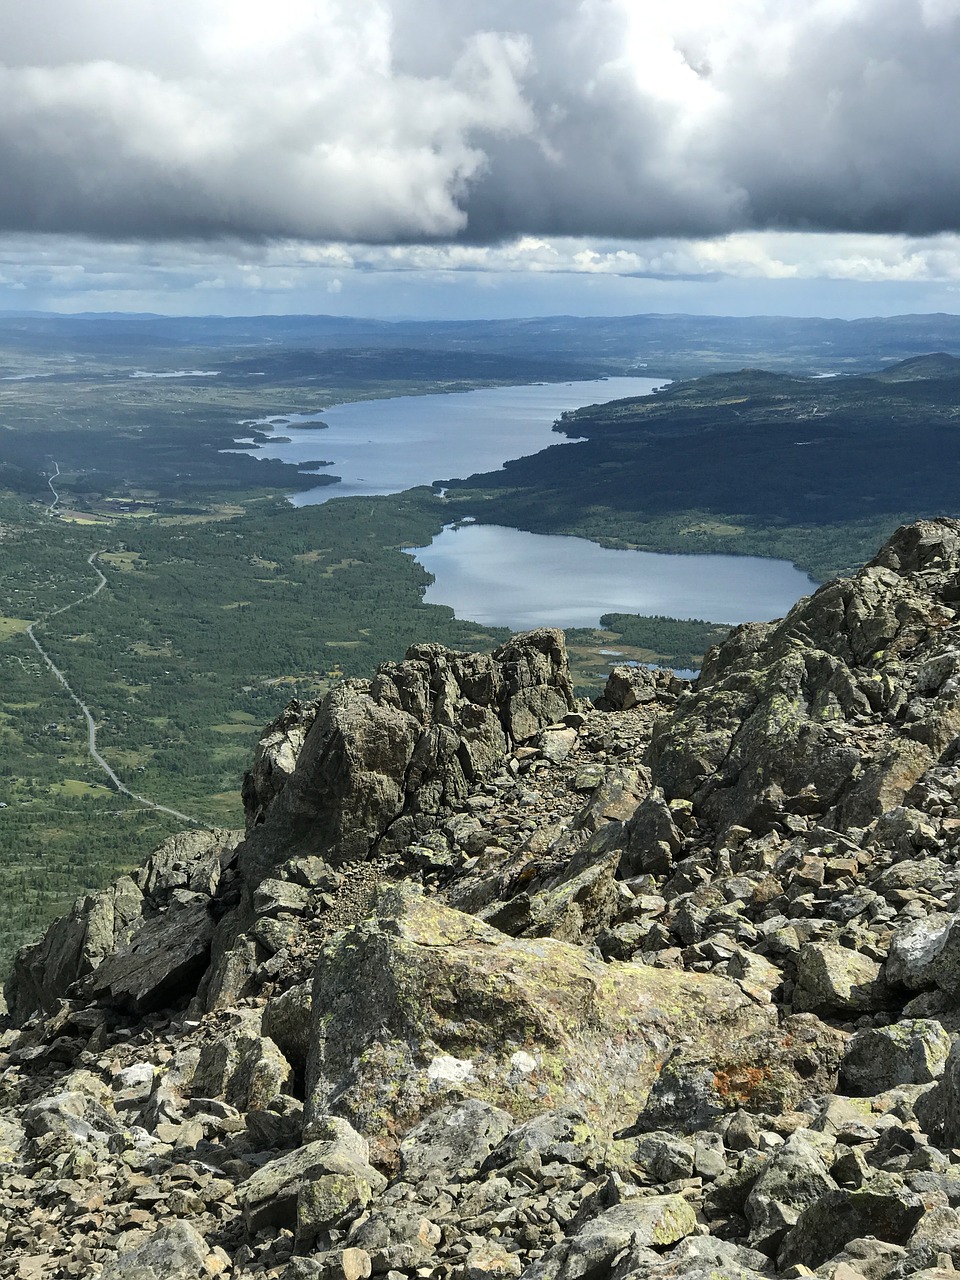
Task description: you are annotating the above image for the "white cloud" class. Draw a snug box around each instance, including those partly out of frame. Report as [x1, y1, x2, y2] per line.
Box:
[0, 1, 957, 244]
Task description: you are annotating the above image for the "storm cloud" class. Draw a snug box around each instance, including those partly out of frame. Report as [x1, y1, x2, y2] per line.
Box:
[0, 0, 958, 244]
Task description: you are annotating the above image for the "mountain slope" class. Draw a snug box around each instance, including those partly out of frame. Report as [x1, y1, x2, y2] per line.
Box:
[7, 521, 960, 1277]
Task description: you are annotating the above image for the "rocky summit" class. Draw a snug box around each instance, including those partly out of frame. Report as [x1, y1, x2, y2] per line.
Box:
[11, 523, 960, 1280]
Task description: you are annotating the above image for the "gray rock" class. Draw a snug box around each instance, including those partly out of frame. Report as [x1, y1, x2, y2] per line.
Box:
[915, 1038, 960, 1145]
[886, 914, 956, 990]
[818, 1237, 908, 1280]
[262, 981, 313, 1073]
[633, 1131, 696, 1183]
[233, 630, 575, 895]
[483, 1108, 598, 1171]
[901, 1205, 960, 1272]
[99, 1221, 212, 1280]
[242, 696, 321, 830]
[539, 726, 578, 764]
[744, 1134, 837, 1252]
[777, 1174, 926, 1269]
[399, 1098, 514, 1183]
[620, 788, 683, 877]
[253, 877, 311, 917]
[519, 848, 622, 944]
[87, 898, 215, 1014]
[304, 884, 774, 1162]
[841, 1020, 951, 1094]
[22, 1088, 120, 1151]
[556, 1196, 697, 1280]
[191, 1009, 293, 1110]
[246, 1096, 304, 1150]
[238, 1129, 386, 1235]
[6, 828, 239, 1021]
[793, 943, 885, 1015]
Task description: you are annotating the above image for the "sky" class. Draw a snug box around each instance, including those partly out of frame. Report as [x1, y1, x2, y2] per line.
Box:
[2, 0, 960, 319]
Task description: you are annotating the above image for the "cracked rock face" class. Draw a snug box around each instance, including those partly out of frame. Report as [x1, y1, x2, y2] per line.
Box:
[11, 525, 960, 1278]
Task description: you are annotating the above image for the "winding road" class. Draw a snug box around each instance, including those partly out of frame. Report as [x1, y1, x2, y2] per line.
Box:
[45, 460, 61, 515]
[27, 496, 204, 826]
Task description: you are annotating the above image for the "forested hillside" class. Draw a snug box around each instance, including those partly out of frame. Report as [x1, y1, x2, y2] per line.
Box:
[450, 355, 960, 580]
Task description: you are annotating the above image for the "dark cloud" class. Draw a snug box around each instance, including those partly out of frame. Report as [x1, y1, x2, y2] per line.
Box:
[0, 0, 957, 244]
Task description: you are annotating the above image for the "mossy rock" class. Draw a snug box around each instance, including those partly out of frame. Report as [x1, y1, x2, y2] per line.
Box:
[305, 884, 775, 1162]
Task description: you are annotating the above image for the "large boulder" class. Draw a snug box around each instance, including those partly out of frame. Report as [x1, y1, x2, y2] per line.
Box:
[304, 884, 775, 1161]
[841, 1019, 952, 1094]
[99, 1222, 214, 1280]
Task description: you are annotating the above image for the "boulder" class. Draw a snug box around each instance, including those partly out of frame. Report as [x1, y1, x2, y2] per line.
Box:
[744, 1134, 837, 1253]
[793, 943, 886, 1015]
[305, 884, 775, 1159]
[86, 899, 216, 1014]
[262, 981, 313, 1074]
[190, 1009, 293, 1111]
[885, 913, 960, 996]
[399, 1099, 514, 1184]
[777, 1175, 926, 1269]
[841, 1019, 951, 1094]
[99, 1222, 213, 1280]
[915, 1038, 960, 1145]
[237, 1123, 386, 1236]
[555, 1196, 697, 1280]
[633, 1013, 846, 1132]
[5, 828, 239, 1022]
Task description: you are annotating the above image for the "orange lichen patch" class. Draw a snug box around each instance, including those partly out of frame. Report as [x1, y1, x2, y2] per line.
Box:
[713, 1063, 773, 1105]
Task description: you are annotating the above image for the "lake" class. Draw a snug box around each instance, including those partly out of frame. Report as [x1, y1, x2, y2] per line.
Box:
[235, 377, 664, 504]
[231, 377, 817, 629]
[407, 524, 816, 630]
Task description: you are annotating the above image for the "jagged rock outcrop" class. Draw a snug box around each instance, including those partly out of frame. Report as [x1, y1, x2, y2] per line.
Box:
[7, 828, 241, 1022]
[10, 522, 960, 1278]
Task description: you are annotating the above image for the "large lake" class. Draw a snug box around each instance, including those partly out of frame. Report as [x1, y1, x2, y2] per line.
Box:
[231, 377, 817, 628]
[407, 524, 816, 630]
[236, 377, 664, 504]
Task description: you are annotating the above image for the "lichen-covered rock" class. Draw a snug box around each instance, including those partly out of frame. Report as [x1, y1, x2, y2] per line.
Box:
[841, 1019, 951, 1094]
[648, 520, 960, 835]
[237, 1123, 385, 1235]
[555, 1195, 697, 1280]
[633, 1013, 846, 1132]
[99, 1221, 213, 1280]
[793, 942, 885, 1015]
[915, 1038, 960, 1145]
[399, 1099, 514, 1184]
[305, 884, 774, 1159]
[777, 1175, 926, 1269]
[744, 1134, 837, 1253]
[262, 980, 313, 1074]
[190, 1008, 293, 1111]
[885, 912, 960, 997]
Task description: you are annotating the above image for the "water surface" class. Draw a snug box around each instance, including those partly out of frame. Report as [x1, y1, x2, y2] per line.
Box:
[407, 524, 816, 629]
[235, 377, 663, 504]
